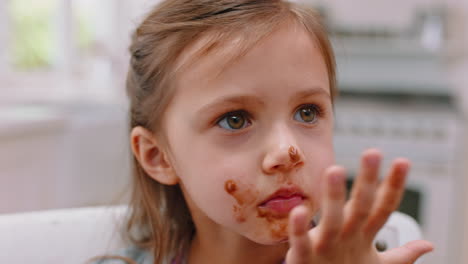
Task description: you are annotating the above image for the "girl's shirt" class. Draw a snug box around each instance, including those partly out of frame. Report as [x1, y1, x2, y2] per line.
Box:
[91, 246, 154, 264]
[92, 245, 285, 264]
[91, 245, 188, 264]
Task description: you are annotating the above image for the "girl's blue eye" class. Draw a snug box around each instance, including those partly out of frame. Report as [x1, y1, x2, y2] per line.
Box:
[294, 105, 320, 123]
[217, 111, 251, 131]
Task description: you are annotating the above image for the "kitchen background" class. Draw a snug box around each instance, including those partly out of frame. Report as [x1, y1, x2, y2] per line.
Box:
[0, 0, 467, 263]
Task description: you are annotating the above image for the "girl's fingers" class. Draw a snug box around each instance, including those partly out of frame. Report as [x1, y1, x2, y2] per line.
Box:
[342, 149, 381, 237]
[287, 205, 312, 264]
[379, 240, 434, 264]
[363, 159, 410, 238]
[315, 166, 346, 253]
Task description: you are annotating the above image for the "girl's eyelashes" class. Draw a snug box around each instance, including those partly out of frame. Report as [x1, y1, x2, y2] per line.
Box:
[215, 104, 325, 131]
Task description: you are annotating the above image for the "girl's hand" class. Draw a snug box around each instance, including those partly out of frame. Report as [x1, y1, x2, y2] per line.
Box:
[285, 149, 434, 264]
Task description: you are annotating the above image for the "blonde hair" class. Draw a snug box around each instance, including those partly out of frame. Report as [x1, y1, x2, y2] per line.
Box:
[125, 0, 337, 263]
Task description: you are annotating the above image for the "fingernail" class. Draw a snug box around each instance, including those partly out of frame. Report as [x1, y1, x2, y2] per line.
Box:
[329, 169, 344, 184]
[395, 159, 410, 173]
[365, 154, 380, 168]
[397, 164, 409, 175]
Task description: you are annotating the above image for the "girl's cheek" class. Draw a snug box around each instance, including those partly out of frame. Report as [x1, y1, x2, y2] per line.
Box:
[224, 180, 258, 223]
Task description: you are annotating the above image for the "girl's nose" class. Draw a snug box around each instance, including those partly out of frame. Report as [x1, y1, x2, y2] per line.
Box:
[262, 144, 305, 174]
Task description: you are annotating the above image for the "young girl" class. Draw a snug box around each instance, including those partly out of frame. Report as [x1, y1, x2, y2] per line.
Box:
[94, 0, 434, 263]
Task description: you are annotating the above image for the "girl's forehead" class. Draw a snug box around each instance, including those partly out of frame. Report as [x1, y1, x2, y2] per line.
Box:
[173, 32, 246, 85]
[173, 23, 328, 97]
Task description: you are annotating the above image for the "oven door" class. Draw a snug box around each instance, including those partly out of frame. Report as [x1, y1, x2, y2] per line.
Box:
[344, 168, 455, 264]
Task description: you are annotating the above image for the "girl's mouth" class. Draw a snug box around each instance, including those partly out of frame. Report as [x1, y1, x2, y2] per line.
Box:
[257, 187, 306, 217]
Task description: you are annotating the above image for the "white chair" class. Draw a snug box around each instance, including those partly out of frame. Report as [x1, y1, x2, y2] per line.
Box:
[0, 206, 423, 264]
[0, 206, 128, 264]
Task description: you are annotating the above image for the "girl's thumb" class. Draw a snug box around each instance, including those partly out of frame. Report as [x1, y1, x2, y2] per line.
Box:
[380, 240, 434, 264]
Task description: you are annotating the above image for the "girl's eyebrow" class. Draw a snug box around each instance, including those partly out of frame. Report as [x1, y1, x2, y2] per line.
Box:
[293, 87, 331, 101]
[196, 87, 329, 115]
[197, 95, 265, 115]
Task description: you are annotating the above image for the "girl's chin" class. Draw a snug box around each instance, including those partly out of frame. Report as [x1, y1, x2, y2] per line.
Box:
[243, 233, 290, 246]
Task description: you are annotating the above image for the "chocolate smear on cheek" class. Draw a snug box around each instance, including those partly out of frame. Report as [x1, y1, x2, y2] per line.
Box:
[225, 180, 237, 195]
[224, 180, 258, 223]
[257, 208, 289, 240]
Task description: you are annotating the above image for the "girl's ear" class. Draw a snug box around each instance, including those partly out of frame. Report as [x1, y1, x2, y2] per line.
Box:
[130, 126, 179, 185]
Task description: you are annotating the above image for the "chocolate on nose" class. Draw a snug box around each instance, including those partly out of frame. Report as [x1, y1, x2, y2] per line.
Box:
[288, 146, 300, 163]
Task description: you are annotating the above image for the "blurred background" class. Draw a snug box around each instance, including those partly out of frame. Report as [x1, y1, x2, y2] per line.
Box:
[0, 0, 467, 263]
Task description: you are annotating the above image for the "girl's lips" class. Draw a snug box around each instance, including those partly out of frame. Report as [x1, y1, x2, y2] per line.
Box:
[259, 195, 304, 215]
[258, 186, 306, 217]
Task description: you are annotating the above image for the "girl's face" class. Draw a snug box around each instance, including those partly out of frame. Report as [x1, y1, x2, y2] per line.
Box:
[163, 23, 334, 245]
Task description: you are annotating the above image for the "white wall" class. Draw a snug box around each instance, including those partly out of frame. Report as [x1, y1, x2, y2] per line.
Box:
[0, 103, 131, 214]
[0, 110, 67, 213]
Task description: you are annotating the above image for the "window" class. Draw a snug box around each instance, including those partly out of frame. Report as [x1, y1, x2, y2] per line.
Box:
[0, 0, 145, 104]
[10, 0, 57, 70]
